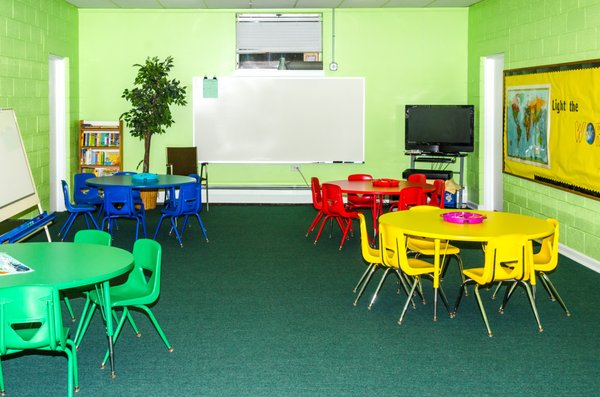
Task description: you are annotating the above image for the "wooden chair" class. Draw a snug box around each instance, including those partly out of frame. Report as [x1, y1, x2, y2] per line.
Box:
[166, 147, 209, 210]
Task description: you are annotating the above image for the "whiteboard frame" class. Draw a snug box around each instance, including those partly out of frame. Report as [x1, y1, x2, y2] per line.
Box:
[192, 76, 365, 164]
[0, 109, 45, 225]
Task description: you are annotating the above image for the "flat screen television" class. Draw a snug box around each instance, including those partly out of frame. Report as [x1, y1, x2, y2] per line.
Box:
[404, 104, 474, 154]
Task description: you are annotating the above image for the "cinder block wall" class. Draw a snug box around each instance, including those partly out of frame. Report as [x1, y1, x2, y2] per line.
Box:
[468, 0, 600, 263]
[0, 0, 78, 211]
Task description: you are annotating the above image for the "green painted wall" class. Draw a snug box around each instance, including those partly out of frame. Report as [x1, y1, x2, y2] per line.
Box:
[0, 0, 78, 212]
[78, 9, 468, 186]
[468, 0, 600, 260]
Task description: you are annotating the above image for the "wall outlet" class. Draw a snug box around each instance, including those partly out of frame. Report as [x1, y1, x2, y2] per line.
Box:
[290, 164, 301, 172]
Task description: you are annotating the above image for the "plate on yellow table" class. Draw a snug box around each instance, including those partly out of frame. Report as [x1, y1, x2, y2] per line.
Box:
[441, 211, 486, 224]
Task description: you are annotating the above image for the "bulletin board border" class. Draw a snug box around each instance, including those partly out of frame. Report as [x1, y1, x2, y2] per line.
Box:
[503, 58, 600, 201]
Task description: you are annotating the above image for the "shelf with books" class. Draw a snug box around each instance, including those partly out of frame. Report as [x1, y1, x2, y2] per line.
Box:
[79, 120, 123, 176]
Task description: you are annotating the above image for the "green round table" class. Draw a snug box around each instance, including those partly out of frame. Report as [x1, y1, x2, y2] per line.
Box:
[0, 242, 134, 378]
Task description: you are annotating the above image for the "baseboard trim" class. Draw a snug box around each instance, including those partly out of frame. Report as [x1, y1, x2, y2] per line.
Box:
[558, 243, 600, 273]
[205, 186, 311, 204]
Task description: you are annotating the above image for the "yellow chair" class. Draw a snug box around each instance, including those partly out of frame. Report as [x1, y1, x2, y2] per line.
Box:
[380, 224, 449, 324]
[451, 234, 542, 337]
[353, 213, 383, 306]
[406, 206, 465, 289]
[498, 218, 570, 316]
[366, 220, 416, 311]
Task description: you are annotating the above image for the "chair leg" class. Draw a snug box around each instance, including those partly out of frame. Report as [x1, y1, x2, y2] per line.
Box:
[339, 219, 353, 250]
[499, 281, 518, 314]
[353, 264, 377, 306]
[170, 216, 184, 247]
[393, 270, 417, 309]
[521, 281, 544, 332]
[398, 276, 420, 325]
[491, 281, 503, 300]
[368, 268, 391, 310]
[306, 210, 325, 237]
[74, 301, 97, 349]
[187, 213, 209, 242]
[59, 212, 78, 240]
[153, 214, 168, 239]
[313, 215, 332, 245]
[0, 360, 4, 395]
[63, 295, 76, 321]
[84, 211, 99, 229]
[539, 272, 570, 316]
[473, 285, 493, 337]
[354, 264, 374, 293]
[450, 279, 473, 318]
[65, 339, 79, 394]
[64, 343, 74, 397]
[101, 305, 173, 368]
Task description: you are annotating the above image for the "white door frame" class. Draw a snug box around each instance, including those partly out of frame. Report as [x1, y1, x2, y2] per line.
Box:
[482, 54, 504, 211]
[49, 55, 67, 212]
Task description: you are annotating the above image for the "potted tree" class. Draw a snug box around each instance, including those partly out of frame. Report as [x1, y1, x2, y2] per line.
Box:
[120, 56, 187, 209]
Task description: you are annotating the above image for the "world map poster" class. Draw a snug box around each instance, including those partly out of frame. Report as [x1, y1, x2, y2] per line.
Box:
[506, 85, 550, 166]
[503, 61, 600, 198]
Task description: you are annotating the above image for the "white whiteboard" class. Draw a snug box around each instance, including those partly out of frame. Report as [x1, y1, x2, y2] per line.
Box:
[0, 109, 40, 222]
[193, 77, 365, 163]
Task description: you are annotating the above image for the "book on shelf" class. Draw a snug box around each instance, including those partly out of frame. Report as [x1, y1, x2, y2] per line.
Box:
[0, 252, 33, 276]
[82, 120, 120, 128]
[82, 131, 120, 147]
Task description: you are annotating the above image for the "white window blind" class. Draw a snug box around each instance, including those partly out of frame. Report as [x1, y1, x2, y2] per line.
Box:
[236, 14, 322, 54]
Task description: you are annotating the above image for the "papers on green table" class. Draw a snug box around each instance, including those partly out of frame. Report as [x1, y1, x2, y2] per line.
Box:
[0, 252, 33, 275]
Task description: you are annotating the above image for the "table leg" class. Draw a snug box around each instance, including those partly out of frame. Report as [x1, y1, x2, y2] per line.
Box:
[101, 279, 117, 378]
[433, 239, 441, 322]
[371, 195, 384, 240]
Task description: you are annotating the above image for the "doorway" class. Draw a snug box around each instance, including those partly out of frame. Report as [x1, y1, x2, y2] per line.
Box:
[49, 55, 67, 212]
[482, 54, 504, 211]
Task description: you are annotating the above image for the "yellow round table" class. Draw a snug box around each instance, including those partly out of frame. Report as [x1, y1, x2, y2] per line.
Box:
[378, 207, 554, 319]
[379, 207, 554, 287]
[379, 207, 554, 243]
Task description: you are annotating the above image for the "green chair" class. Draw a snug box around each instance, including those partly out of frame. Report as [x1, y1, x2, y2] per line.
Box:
[67, 230, 112, 344]
[75, 239, 173, 366]
[0, 285, 79, 397]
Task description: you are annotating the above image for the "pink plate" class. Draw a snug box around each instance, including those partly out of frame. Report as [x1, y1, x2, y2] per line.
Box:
[441, 211, 486, 224]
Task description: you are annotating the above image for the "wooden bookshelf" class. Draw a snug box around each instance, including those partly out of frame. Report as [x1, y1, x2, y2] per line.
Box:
[79, 120, 123, 176]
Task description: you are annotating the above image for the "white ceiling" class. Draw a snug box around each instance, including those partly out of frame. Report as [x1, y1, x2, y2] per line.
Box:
[64, 0, 483, 9]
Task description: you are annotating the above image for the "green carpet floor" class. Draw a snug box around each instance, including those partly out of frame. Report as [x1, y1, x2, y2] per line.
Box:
[3, 205, 600, 396]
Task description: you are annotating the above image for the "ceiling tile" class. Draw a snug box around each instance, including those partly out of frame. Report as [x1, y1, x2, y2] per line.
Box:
[65, 0, 120, 7]
[112, 0, 163, 8]
[295, 0, 342, 8]
[337, 0, 389, 8]
[383, 0, 433, 7]
[158, 0, 208, 8]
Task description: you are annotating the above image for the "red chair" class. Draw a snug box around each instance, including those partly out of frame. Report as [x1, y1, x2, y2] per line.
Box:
[346, 174, 375, 211]
[314, 183, 360, 250]
[389, 186, 426, 211]
[306, 177, 325, 237]
[428, 179, 446, 208]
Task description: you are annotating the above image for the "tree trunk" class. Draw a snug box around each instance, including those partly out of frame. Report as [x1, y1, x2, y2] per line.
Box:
[143, 133, 152, 173]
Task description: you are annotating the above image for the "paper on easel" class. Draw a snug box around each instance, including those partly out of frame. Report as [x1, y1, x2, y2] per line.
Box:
[0, 252, 33, 275]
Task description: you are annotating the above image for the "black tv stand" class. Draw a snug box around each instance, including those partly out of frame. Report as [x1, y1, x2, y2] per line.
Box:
[405, 151, 466, 208]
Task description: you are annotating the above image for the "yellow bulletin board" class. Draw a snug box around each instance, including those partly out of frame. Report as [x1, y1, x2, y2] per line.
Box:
[504, 60, 600, 199]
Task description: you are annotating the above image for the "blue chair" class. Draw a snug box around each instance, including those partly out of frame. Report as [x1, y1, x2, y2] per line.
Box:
[73, 173, 103, 217]
[114, 171, 143, 206]
[58, 180, 99, 241]
[101, 185, 146, 240]
[153, 176, 208, 247]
